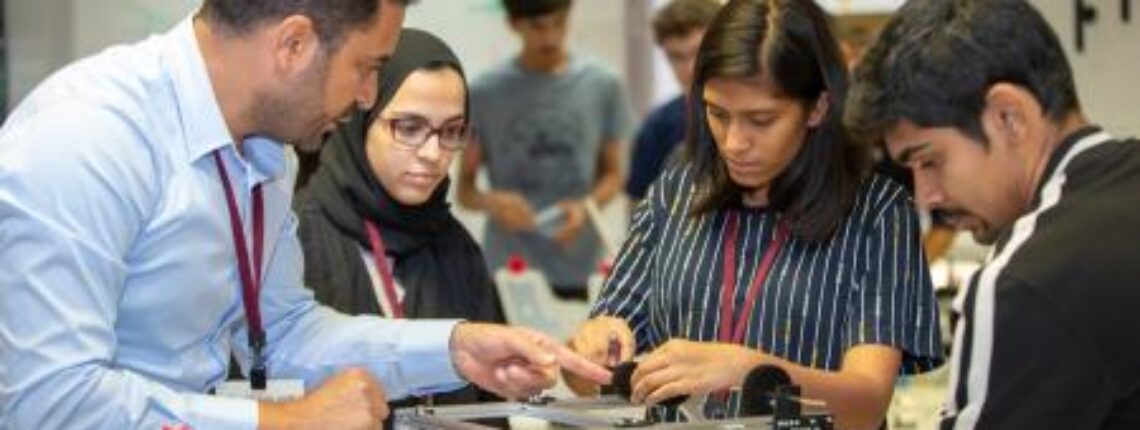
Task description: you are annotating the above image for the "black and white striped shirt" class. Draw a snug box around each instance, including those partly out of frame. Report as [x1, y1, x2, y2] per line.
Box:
[593, 165, 944, 400]
[940, 127, 1140, 429]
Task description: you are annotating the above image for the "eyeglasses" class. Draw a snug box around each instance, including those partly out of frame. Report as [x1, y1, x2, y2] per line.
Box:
[381, 116, 471, 151]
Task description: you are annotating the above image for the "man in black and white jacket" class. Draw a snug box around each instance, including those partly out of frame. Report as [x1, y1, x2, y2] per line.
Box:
[845, 0, 1140, 428]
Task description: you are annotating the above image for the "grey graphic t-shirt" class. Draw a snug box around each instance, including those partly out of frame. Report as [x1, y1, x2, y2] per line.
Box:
[471, 54, 634, 289]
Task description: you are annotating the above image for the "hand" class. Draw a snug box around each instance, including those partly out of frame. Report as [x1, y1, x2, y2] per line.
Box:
[258, 368, 388, 430]
[564, 316, 635, 396]
[485, 191, 536, 232]
[553, 199, 588, 246]
[630, 339, 760, 405]
[449, 323, 612, 400]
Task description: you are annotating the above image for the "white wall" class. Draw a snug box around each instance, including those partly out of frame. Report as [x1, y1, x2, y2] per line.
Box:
[5, 1, 637, 118]
[71, 0, 200, 60]
[7, 0, 73, 107]
[6, 0, 199, 111]
[1030, 0, 1140, 137]
[406, 0, 628, 82]
[6, 0, 634, 120]
[648, 0, 680, 108]
[5, 0, 1135, 252]
[10, 1, 1140, 138]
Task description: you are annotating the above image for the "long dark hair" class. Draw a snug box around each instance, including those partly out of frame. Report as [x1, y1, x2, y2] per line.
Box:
[687, 0, 868, 242]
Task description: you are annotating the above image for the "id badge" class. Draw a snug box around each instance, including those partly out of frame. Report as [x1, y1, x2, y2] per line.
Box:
[214, 379, 305, 402]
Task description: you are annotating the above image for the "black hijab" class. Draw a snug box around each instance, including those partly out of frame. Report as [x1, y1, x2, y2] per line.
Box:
[307, 28, 469, 256]
[300, 28, 501, 321]
[297, 30, 503, 415]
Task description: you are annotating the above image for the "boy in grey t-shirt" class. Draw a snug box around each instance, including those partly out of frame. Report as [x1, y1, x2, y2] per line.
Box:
[458, 0, 634, 298]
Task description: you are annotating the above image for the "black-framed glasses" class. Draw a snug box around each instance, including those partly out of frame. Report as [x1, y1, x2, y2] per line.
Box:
[381, 116, 471, 151]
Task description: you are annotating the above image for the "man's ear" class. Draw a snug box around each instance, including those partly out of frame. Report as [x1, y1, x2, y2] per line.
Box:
[268, 15, 321, 77]
[806, 91, 830, 128]
[980, 82, 1040, 148]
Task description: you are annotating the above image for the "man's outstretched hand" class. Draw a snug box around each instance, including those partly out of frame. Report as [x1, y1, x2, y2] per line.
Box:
[450, 323, 613, 399]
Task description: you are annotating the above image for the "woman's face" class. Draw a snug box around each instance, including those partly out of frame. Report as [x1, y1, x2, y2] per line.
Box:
[365, 68, 467, 206]
[703, 75, 825, 194]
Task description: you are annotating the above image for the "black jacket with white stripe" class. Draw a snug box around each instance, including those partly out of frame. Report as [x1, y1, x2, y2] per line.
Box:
[941, 127, 1140, 429]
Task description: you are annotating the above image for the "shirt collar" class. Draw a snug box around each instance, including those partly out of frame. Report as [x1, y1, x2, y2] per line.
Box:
[1032, 124, 1104, 200]
[164, 15, 287, 183]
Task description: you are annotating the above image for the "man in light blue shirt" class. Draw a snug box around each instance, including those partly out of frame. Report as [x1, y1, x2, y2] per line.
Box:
[0, 1, 609, 429]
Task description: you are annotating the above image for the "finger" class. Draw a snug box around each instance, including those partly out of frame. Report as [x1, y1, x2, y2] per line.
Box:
[361, 373, 386, 405]
[366, 385, 387, 419]
[631, 366, 681, 404]
[352, 371, 387, 421]
[482, 366, 511, 399]
[584, 338, 606, 365]
[492, 362, 550, 400]
[630, 352, 669, 384]
[491, 363, 522, 400]
[620, 332, 636, 362]
[568, 333, 606, 365]
[563, 371, 601, 397]
[644, 380, 694, 406]
[502, 328, 558, 367]
[517, 357, 559, 383]
[551, 341, 612, 385]
[590, 317, 636, 362]
[507, 362, 557, 395]
[630, 366, 663, 404]
[573, 320, 626, 362]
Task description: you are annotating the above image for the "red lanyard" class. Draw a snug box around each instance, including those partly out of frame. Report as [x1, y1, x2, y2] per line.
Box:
[717, 211, 790, 345]
[212, 151, 268, 390]
[363, 220, 405, 318]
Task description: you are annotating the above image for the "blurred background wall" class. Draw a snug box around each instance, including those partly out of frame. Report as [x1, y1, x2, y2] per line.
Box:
[5, 0, 1138, 246]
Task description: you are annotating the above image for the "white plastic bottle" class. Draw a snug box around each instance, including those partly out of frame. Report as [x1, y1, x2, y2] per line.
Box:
[494, 255, 588, 340]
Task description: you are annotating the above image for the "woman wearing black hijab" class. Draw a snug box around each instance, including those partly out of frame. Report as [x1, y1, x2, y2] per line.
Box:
[294, 29, 504, 412]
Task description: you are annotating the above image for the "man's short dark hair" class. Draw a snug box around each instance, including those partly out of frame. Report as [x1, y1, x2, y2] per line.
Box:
[200, 0, 415, 52]
[502, 0, 572, 21]
[846, 0, 1081, 146]
[652, 0, 722, 44]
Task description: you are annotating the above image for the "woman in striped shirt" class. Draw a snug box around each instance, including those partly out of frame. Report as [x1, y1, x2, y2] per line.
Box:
[566, 1, 943, 428]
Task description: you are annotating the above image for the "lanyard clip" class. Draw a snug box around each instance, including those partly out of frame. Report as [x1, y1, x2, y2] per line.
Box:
[249, 331, 267, 390]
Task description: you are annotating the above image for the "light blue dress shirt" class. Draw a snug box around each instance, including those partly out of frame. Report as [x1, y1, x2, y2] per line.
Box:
[0, 16, 463, 430]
